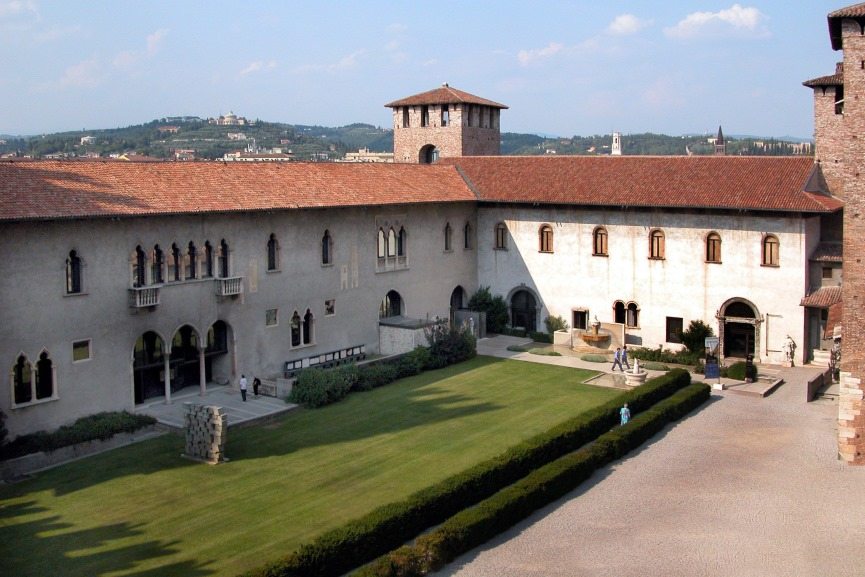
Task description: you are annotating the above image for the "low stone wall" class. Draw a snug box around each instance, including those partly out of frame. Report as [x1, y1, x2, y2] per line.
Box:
[0, 426, 163, 481]
[805, 369, 832, 402]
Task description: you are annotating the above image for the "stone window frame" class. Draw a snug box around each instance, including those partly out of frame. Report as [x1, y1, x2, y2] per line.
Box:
[666, 316, 684, 343]
[265, 308, 278, 327]
[321, 230, 334, 266]
[463, 222, 473, 250]
[494, 222, 508, 250]
[539, 224, 554, 253]
[72, 339, 91, 362]
[444, 222, 453, 252]
[649, 229, 665, 260]
[592, 226, 608, 257]
[65, 249, 85, 295]
[10, 350, 59, 409]
[266, 233, 280, 273]
[705, 232, 722, 264]
[762, 234, 780, 267]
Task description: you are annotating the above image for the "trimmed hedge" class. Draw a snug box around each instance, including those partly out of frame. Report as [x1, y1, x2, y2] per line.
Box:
[0, 411, 157, 461]
[356, 382, 711, 576]
[239, 369, 693, 577]
[528, 331, 553, 344]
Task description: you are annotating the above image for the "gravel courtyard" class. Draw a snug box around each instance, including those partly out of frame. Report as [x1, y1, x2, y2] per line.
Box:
[434, 376, 865, 577]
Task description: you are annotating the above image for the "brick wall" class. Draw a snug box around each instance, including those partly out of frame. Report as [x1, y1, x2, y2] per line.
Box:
[812, 83, 846, 195]
[391, 103, 500, 163]
[838, 19, 865, 464]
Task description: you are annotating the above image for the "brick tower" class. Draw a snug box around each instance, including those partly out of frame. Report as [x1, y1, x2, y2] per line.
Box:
[385, 84, 508, 163]
[806, 3, 865, 464]
[714, 126, 726, 155]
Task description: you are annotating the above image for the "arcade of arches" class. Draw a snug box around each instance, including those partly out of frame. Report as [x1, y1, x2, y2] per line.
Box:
[133, 321, 232, 404]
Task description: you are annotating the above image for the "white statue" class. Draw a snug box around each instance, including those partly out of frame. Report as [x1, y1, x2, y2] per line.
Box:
[783, 335, 796, 363]
[469, 316, 475, 336]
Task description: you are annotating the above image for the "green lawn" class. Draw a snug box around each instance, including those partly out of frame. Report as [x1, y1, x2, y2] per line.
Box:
[0, 356, 618, 577]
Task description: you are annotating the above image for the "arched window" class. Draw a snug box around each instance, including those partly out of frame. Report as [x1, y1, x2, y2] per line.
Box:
[219, 239, 230, 278]
[267, 233, 279, 271]
[464, 222, 473, 250]
[649, 229, 665, 259]
[614, 300, 626, 324]
[152, 245, 164, 284]
[593, 227, 608, 256]
[187, 241, 197, 279]
[397, 227, 407, 257]
[380, 290, 402, 318]
[495, 222, 507, 250]
[303, 309, 314, 344]
[510, 290, 538, 332]
[444, 222, 453, 252]
[626, 302, 640, 327]
[133, 245, 147, 287]
[762, 234, 779, 266]
[539, 224, 553, 253]
[169, 243, 182, 282]
[387, 228, 397, 257]
[321, 230, 333, 265]
[66, 250, 82, 294]
[203, 241, 214, 278]
[291, 311, 302, 347]
[35, 351, 54, 400]
[706, 232, 722, 263]
[13, 354, 33, 404]
[377, 228, 387, 259]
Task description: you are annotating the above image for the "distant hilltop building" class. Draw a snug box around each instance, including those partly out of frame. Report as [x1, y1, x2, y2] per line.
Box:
[210, 111, 253, 126]
[80, 136, 95, 145]
[342, 148, 393, 163]
[157, 126, 179, 134]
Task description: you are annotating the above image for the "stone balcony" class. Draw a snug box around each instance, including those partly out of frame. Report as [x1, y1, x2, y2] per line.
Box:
[128, 286, 160, 308]
[215, 276, 243, 297]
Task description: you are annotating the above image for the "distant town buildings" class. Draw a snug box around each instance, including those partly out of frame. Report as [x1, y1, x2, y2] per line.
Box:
[342, 148, 393, 163]
[80, 136, 95, 145]
[210, 111, 253, 126]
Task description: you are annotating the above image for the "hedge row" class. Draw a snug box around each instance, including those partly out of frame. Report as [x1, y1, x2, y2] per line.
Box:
[239, 369, 693, 577]
[356, 382, 711, 576]
[0, 411, 157, 461]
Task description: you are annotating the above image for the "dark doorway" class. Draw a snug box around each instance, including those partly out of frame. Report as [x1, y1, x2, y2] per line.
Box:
[511, 290, 537, 332]
[170, 325, 200, 392]
[134, 331, 165, 404]
[450, 286, 465, 324]
[724, 323, 755, 358]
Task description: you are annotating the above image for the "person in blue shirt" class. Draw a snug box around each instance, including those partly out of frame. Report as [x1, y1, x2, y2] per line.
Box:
[612, 347, 624, 371]
[621, 345, 631, 370]
[620, 403, 631, 425]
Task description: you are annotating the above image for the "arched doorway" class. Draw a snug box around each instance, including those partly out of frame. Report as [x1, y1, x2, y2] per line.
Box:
[380, 290, 403, 318]
[450, 285, 466, 324]
[418, 144, 439, 164]
[133, 331, 165, 404]
[510, 289, 537, 332]
[170, 325, 201, 391]
[205, 320, 232, 385]
[719, 299, 760, 359]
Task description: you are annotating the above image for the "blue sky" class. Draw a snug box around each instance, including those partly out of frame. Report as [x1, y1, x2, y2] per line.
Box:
[0, 1, 848, 138]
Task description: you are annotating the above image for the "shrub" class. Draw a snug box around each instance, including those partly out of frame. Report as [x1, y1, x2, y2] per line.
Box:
[640, 361, 670, 371]
[529, 349, 561, 356]
[724, 361, 757, 381]
[580, 354, 609, 363]
[356, 363, 399, 391]
[467, 287, 509, 333]
[0, 411, 156, 461]
[499, 327, 527, 338]
[544, 315, 569, 334]
[396, 347, 430, 379]
[0, 409, 7, 448]
[680, 320, 715, 355]
[425, 323, 476, 369]
[506, 345, 527, 352]
[528, 331, 553, 343]
[290, 367, 353, 407]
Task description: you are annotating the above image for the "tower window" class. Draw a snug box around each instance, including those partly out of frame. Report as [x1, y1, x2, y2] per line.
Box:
[421, 105, 429, 127]
[441, 105, 449, 127]
[402, 107, 409, 128]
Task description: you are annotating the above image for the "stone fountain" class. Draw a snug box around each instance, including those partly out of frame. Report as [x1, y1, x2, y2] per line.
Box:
[625, 358, 648, 387]
[581, 316, 610, 346]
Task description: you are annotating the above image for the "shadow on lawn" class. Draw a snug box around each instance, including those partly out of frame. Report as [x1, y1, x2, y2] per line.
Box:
[0, 500, 214, 577]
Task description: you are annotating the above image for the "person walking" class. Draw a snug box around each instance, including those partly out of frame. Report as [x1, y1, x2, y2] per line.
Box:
[239, 374, 248, 402]
[620, 403, 631, 425]
[252, 377, 261, 398]
[612, 347, 624, 372]
[621, 345, 631, 370]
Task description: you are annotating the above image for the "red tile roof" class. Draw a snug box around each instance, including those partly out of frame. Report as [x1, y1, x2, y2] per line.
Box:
[441, 156, 842, 213]
[810, 242, 843, 262]
[803, 72, 843, 87]
[829, 3, 865, 50]
[0, 160, 476, 222]
[800, 285, 842, 308]
[385, 85, 507, 109]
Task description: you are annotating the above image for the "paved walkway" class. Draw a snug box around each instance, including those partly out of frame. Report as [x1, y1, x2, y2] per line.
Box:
[135, 384, 297, 430]
[432, 337, 863, 577]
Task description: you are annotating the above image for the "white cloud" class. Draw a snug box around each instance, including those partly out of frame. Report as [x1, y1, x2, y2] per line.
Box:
[58, 58, 102, 88]
[664, 4, 768, 39]
[294, 50, 366, 74]
[607, 14, 652, 36]
[517, 42, 563, 66]
[113, 28, 168, 70]
[240, 60, 277, 76]
[34, 24, 82, 42]
[0, 0, 37, 18]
